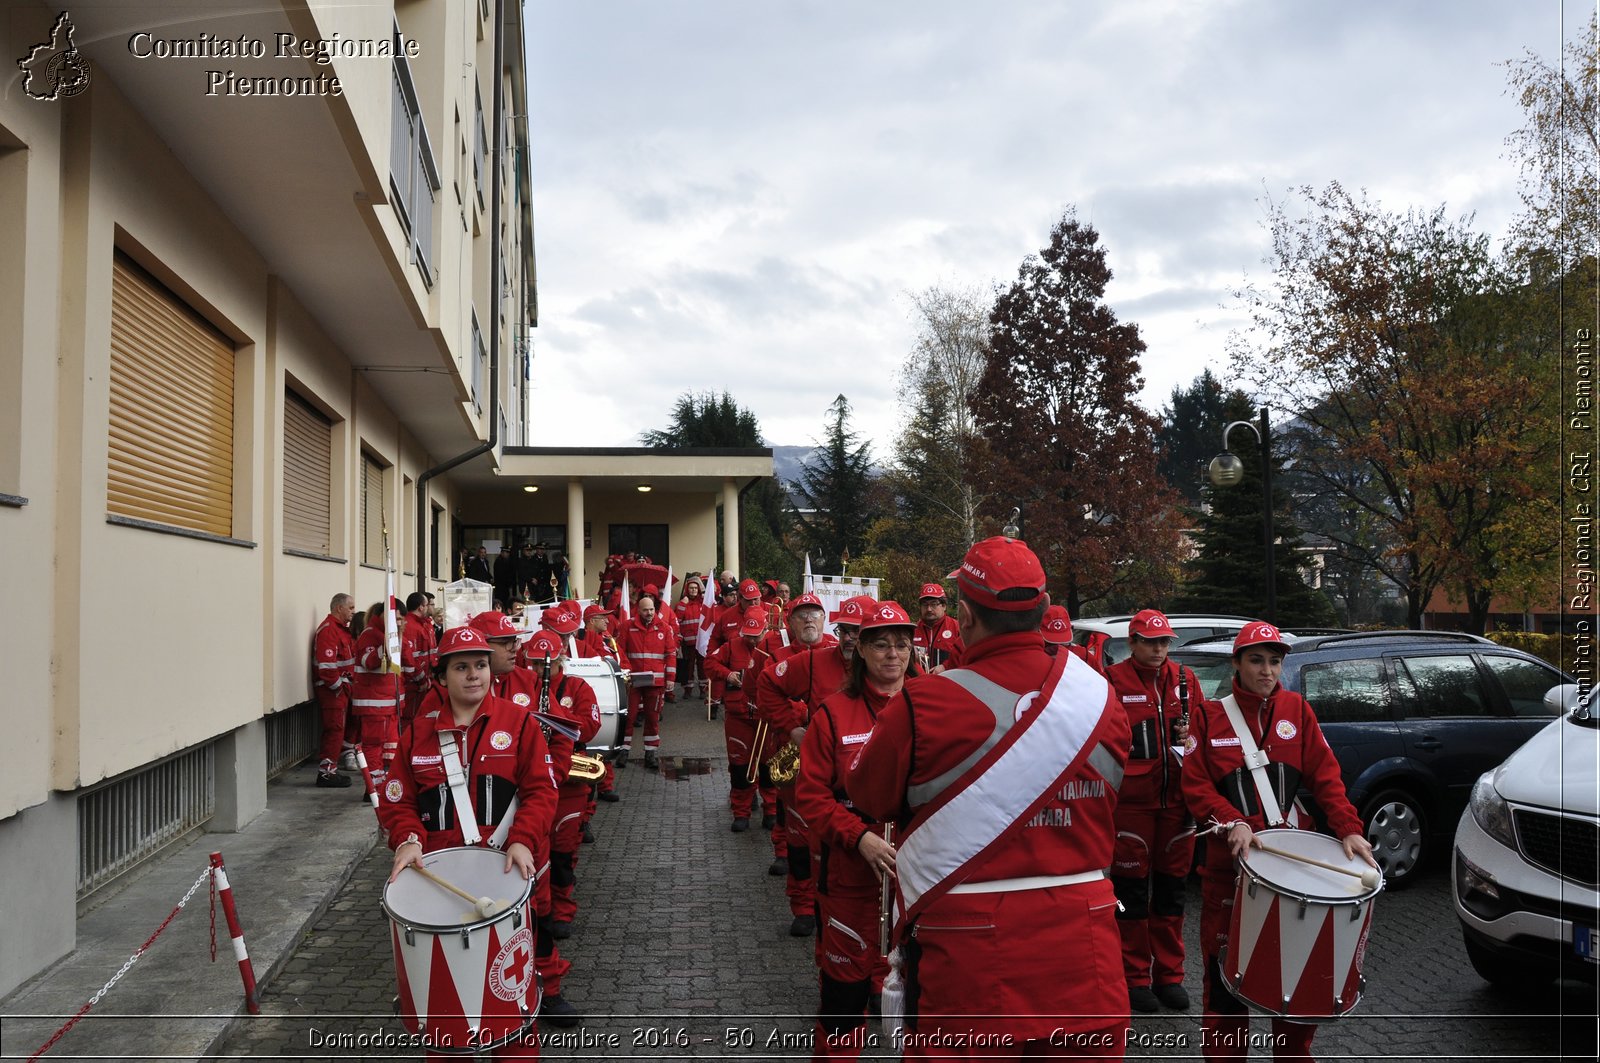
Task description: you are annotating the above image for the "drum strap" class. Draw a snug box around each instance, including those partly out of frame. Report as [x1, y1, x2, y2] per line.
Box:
[1218, 695, 1284, 827]
[438, 730, 484, 845]
[486, 796, 519, 849]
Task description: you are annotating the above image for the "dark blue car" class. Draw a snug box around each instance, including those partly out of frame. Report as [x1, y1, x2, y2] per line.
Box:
[1171, 632, 1569, 887]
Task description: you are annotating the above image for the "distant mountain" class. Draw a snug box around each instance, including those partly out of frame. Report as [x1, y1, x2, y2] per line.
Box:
[769, 444, 820, 491]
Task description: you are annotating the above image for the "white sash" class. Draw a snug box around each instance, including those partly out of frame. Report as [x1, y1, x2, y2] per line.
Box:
[437, 730, 482, 845]
[893, 653, 1115, 925]
[1219, 694, 1284, 827]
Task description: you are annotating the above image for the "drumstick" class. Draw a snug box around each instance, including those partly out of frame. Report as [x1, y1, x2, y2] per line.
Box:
[409, 864, 510, 917]
[1255, 842, 1381, 889]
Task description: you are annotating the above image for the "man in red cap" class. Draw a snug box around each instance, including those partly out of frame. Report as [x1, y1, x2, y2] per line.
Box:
[707, 578, 763, 715]
[349, 598, 404, 793]
[846, 538, 1131, 1057]
[400, 591, 437, 731]
[703, 608, 773, 831]
[754, 594, 872, 937]
[912, 582, 964, 673]
[753, 592, 836, 831]
[620, 591, 675, 770]
[1042, 605, 1101, 671]
[311, 593, 357, 787]
[675, 575, 709, 699]
[1104, 608, 1199, 1014]
[575, 604, 616, 661]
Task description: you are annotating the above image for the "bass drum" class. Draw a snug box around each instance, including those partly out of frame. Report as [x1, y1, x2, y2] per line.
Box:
[563, 656, 628, 753]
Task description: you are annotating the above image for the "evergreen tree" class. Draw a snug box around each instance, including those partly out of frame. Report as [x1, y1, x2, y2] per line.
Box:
[792, 395, 874, 569]
[1168, 415, 1337, 628]
[1157, 370, 1253, 507]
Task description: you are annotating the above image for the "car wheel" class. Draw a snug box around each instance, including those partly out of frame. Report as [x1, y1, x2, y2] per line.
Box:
[1463, 933, 1554, 991]
[1363, 790, 1426, 887]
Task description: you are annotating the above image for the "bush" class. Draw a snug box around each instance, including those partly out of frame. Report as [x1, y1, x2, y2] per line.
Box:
[1484, 631, 1565, 671]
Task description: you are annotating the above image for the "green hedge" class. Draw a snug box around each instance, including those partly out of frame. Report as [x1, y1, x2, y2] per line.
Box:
[1484, 631, 1566, 671]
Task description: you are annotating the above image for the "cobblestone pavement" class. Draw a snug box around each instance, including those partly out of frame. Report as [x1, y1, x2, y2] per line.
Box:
[217, 701, 1599, 1061]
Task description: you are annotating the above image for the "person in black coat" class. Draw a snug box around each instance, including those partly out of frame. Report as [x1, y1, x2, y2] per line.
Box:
[465, 545, 493, 584]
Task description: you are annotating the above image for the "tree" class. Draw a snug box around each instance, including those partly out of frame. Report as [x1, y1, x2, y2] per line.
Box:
[791, 395, 874, 570]
[1236, 184, 1556, 632]
[1168, 412, 1338, 628]
[1157, 369, 1254, 506]
[640, 389, 798, 583]
[1504, 15, 1599, 257]
[969, 210, 1186, 616]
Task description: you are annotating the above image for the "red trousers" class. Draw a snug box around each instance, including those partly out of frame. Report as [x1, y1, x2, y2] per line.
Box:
[777, 783, 813, 916]
[315, 691, 349, 766]
[811, 892, 890, 1062]
[551, 784, 588, 923]
[354, 712, 397, 788]
[1112, 803, 1194, 988]
[1199, 871, 1316, 1061]
[625, 686, 664, 752]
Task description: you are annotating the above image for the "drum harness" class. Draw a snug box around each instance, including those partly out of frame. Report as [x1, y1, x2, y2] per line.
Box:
[436, 720, 528, 850]
[1216, 695, 1295, 828]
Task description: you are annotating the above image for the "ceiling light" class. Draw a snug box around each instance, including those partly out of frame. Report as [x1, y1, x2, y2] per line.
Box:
[523, 484, 538, 493]
[636, 484, 653, 493]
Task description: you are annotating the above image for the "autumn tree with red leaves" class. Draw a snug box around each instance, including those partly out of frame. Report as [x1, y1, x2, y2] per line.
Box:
[969, 211, 1185, 616]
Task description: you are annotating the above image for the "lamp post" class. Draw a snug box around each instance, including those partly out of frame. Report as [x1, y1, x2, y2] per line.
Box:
[1207, 407, 1276, 624]
[1002, 506, 1022, 540]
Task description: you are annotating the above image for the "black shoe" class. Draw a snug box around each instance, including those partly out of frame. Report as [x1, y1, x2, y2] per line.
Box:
[731, 817, 750, 833]
[317, 771, 352, 788]
[709, 704, 720, 720]
[614, 751, 628, 770]
[582, 824, 596, 844]
[598, 790, 620, 803]
[1129, 985, 1160, 1013]
[1153, 982, 1190, 1010]
[550, 920, 573, 940]
[788, 914, 815, 937]
[541, 992, 581, 1028]
[768, 856, 789, 877]
[643, 751, 658, 771]
[761, 813, 777, 830]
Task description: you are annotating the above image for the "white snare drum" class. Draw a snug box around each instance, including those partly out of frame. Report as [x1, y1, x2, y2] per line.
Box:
[381, 847, 539, 1053]
[1222, 828, 1380, 1021]
[564, 656, 628, 753]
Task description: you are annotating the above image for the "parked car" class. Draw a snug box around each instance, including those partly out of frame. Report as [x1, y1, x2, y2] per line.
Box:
[1170, 631, 1570, 887]
[1453, 684, 1600, 988]
[1072, 613, 1258, 668]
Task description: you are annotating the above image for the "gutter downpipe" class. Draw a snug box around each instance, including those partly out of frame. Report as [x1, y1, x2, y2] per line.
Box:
[416, 0, 507, 592]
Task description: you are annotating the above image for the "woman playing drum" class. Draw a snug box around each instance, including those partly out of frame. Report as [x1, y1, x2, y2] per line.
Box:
[1181, 621, 1376, 1061]
[380, 625, 558, 1059]
[794, 600, 921, 1060]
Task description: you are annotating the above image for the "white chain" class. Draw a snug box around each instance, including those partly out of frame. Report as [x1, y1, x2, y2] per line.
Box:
[86, 866, 212, 1008]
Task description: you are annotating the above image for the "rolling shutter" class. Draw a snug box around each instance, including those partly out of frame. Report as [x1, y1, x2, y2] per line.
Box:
[361, 453, 385, 565]
[107, 255, 234, 537]
[283, 392, 332, 554]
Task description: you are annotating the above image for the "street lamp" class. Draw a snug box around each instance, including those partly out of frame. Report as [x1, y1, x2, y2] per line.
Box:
[1208, 407, 1276, 624]
[1002, 507, 1022, 540]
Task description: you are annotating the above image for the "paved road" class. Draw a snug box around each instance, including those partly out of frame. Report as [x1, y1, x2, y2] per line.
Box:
[218, 705, 1599, 1061]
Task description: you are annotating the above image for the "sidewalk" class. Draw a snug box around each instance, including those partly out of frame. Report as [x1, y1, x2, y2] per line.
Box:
[0, 763, 381, 1061]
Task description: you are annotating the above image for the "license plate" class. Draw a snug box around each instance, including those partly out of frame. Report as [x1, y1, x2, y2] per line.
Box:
[1576, 925, 1600, 964]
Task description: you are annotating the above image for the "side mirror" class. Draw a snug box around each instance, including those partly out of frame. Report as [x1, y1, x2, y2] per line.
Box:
[1544, 683, 1589, 719]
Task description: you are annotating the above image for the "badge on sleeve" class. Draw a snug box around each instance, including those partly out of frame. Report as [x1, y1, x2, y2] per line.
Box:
[1276, 719, 1297, 740]
[512, 693, 531, 707]
[776, 660, 788, 677]
[384, 779, 404, 802]
[490, 730, 513, 750]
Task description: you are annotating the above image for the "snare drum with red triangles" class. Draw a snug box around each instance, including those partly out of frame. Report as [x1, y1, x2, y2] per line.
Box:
[1221, 828, 1380, 1021]
[381, 846, 540, 1052]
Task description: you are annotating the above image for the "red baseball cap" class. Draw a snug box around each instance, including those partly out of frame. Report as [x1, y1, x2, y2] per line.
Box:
[641, 583, 660, 597]
[785, 591, 824, 617]
[469, 611, 529, 641]
[859, 600, 914, 634]
[739, 578, 761, 600]
[1232, 621, 1291, 657]
[829, 595, 876, 627]
[437, 626, 491, 660]
[947, 536, 1047, 611]
[524, 629, 565, 660]
[582, 603, 608, 622]
[1041, 605, 1074, 645]
[918, 582, 947, 601]
[1128, 609, 1174, 640]
[542, 604, 582, 635]
[739, 608, 769, 638]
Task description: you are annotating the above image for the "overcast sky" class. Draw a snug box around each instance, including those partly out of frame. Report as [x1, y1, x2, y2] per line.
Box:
[521, 0, 1577, 455]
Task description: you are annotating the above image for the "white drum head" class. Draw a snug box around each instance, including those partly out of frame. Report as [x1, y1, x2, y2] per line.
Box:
[1243, 828, 1378, 902]
[382, 846, 532, 929]
[564, 657, 627, 751]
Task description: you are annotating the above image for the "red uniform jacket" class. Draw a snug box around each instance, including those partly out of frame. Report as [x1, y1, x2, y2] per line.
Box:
[1182, 679, 1363, 874]
[913, 616, 965, 669]
[675, 597, 708, 651]
[755, 643, 851, 735]
[622, 615, 676, 687]
[312, 613, 355, 703]
[378, 694, 557, 858]
[401, 612, 435, 689]
[703, 638, 763, 715]
[575, 630, 618, 661]
[707, 601, 760, 658]
[1105, 657, 1201, 808]
[797, 685, 895, 899]
[350, 618, 401, 717]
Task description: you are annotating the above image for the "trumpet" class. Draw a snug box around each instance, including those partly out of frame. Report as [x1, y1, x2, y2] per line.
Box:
[569, 753, 606, 780]
[766, 740, 801, 785]
[747, 717, 768, 785]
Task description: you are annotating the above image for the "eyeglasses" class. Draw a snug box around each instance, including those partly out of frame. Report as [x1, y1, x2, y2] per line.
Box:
[860, 639, 913, 654]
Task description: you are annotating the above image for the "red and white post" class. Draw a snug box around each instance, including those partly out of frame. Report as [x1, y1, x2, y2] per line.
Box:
[208, 852, 260, 1014]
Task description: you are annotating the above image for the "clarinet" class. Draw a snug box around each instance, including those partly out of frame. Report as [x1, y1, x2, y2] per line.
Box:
[1174, 667, 1191, 745]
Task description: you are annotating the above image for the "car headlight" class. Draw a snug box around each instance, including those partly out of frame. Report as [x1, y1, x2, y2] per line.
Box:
[1469, 771, 1516, 849]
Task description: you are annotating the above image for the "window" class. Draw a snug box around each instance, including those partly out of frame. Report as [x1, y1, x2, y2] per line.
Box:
[473, 84, 487, 211]
[608, 524, 668, 561]
[107, 253, 235, 537]
[431, 503, 444, 579]
[470, 310, 486, 411]
[1393, 655, 1492, 719]
[360, 452, 386, 566]
[1301, 658, 1390, 723]
[389, 25, 440, 287]
[282, 390, 332, 554]
[1482, 654, 1564, 718]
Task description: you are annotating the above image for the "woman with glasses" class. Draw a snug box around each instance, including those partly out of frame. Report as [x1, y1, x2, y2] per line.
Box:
[794, 600, 921, 1060]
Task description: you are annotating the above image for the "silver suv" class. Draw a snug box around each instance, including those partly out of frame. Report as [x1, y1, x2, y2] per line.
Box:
[1453, 684, 1600, 988]
[1071, 614, 1256, 668]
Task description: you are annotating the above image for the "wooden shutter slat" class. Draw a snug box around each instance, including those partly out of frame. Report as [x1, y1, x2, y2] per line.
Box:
[283, 392, 332, 554]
